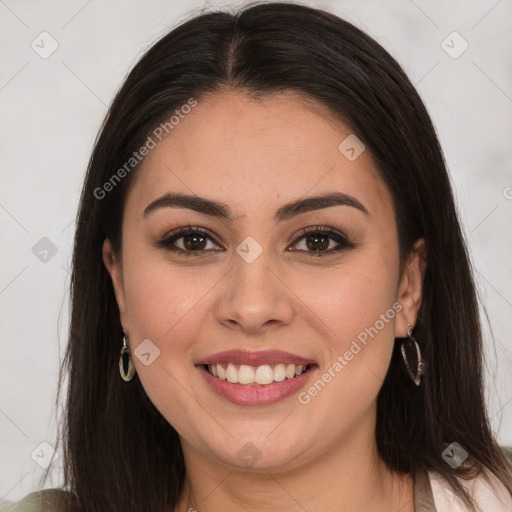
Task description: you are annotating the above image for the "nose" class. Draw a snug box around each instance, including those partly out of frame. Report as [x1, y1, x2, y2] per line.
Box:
[215, 248, 296, 335]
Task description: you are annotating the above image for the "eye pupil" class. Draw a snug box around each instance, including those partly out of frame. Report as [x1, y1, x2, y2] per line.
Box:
[184, 234, 207, 250]
[306, 234, 329, 251]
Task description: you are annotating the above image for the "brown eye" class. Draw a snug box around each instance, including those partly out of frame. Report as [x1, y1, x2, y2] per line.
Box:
[289, 226, 355, 255]
[303, 233, 331, 251]
[181, 233, 208, 251]
[155, 226, 222, 257]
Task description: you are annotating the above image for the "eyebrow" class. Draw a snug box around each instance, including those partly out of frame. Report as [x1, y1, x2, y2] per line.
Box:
[143, 191, 369, 221]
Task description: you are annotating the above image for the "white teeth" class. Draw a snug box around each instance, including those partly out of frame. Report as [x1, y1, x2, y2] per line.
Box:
[273, 363, 286, 382]
[207, 363, 308, 384]
[226, 363, 238, 383]
[285, 364, 296, 379]
[255, 365, 274, 385]
[238, 364, 255, 384]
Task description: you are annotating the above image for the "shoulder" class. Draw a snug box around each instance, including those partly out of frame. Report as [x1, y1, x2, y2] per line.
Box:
[428, 446, 512, 511]
[0, 489, 78, 512]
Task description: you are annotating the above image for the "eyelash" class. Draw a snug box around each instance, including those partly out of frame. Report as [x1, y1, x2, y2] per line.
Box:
[154, 223, 357, 258]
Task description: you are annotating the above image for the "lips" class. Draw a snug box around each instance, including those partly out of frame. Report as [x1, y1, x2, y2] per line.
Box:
[196, 349, 316, 367]
[195, 349, 318, 405]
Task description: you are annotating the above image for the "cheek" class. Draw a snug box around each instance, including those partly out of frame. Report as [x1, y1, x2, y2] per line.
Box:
[292, 251, 400, 425]
[301, 252, 399, 348]
[290, 265, 399, 445]
[299, 248, 400, 416]
[118, 248, 211, 409]
[122, 247, 215, 342]
[120, 252, 211, 433]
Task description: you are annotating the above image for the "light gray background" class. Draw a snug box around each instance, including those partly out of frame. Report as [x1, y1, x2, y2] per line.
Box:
[1, 0, 511, 503]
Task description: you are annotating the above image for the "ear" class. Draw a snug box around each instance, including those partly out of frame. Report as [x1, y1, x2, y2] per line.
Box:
[102, 238, 129, 329]
[396, 238, 427, 337]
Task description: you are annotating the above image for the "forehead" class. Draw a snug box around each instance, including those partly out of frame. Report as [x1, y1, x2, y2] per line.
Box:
[124, 90, 392, 221]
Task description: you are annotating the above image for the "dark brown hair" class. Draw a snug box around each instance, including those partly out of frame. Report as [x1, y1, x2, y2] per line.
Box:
[43, 2, 512, 511]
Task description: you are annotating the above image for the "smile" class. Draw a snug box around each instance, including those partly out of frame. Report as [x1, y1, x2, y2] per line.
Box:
[196, 349, 318, 405]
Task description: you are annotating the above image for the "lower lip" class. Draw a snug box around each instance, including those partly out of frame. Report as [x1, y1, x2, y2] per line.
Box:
[197, 365, 317, 406]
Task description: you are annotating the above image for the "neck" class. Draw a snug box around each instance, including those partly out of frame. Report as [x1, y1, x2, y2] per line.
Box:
[175, 408, 414, 512]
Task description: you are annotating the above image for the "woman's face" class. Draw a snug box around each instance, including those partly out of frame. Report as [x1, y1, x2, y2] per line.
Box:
[104, 90, 425, 471]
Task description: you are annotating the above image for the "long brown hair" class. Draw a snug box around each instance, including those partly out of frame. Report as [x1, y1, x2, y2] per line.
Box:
[43, 2, 512, 511]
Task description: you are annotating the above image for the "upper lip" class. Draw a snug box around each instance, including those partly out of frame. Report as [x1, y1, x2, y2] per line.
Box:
[196, 349, 317, 367]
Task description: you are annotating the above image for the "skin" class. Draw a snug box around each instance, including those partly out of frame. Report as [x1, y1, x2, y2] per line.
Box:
[103, 89, 427, 512]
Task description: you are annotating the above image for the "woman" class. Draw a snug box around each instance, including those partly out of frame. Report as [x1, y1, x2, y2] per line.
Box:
[3, 2, 511, 511]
